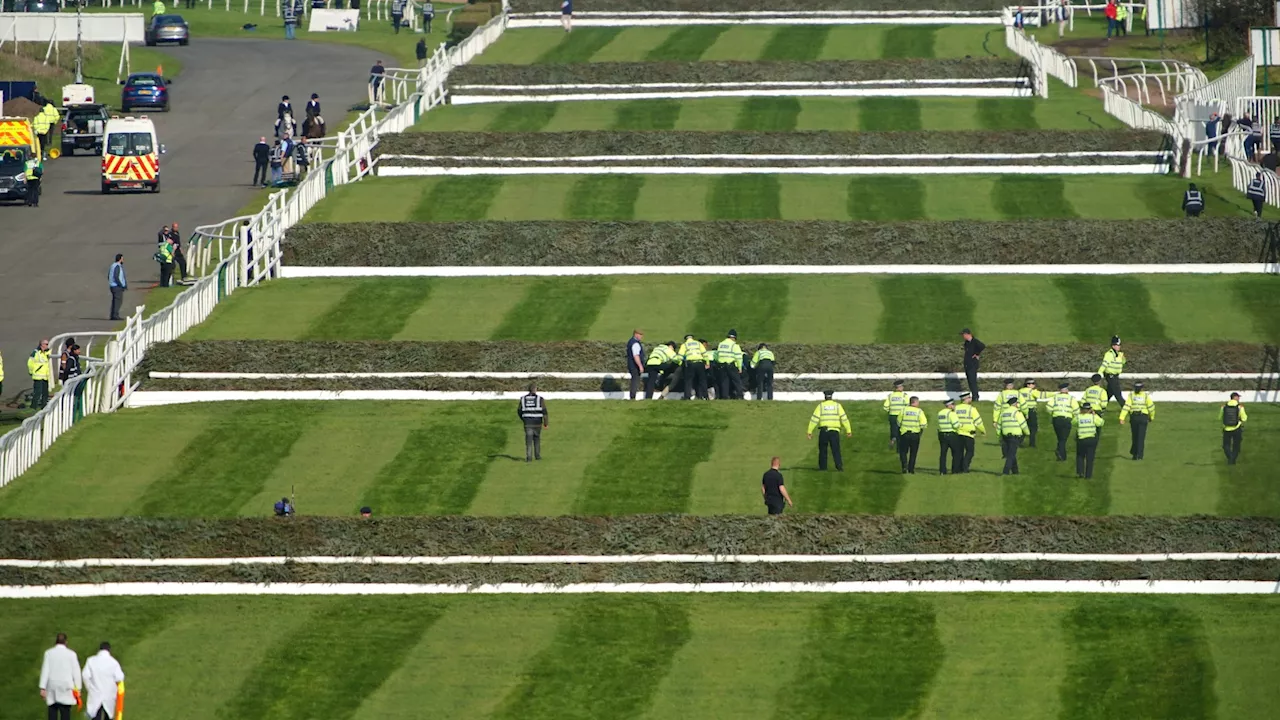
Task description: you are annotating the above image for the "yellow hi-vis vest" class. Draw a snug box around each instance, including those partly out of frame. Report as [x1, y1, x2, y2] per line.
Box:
[752, 347, 775, 365]
[936, 408, 958, 433]
[997, 408, 1029, 436]
[882, 391, 909, 417]
[1049, 392, 1080, 419]
[1075, 412, 1104, 439]
[1119, 392, 1155, 422]
[646, 345, 674, 366]
[898, 406, 927, 433]
[28, 349, 50, 381]
[808, 400, 851, 435]
[715, 338, 743, 369]
[1018, 386, 1042, 410]
[1082, 384, 1108, 413]
[680, 338, 705, 363]
[1098, 349, 1125, 376]
[952, 404, 985, 437]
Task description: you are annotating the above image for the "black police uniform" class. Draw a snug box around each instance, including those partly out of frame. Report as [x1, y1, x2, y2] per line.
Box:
[1182, 187, 1204, 217]
[762, 468, 786, 515]
[518, 391, 547, 461]
[962, 331, 985, 401]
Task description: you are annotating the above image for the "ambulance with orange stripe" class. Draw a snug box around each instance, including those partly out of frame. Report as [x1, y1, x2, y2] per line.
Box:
[101, 115, 165, 194]
[0, 115, 42, 203]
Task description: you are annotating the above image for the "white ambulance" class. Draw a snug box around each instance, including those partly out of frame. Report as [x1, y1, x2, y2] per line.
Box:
[101, 115, 165, 193]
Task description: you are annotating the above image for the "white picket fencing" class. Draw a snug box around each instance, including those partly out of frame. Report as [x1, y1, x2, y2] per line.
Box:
[0, 12, 509, 488]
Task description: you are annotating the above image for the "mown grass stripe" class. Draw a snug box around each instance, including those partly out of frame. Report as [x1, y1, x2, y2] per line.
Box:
[129, 403, 322, 517]
[301, 279, 434, 340]
[1001, 420, 1115, 515]
[613, 99, 682, 130]
[1233, 275, 1280, 344]
[707, 175, 782, 219]
[882, 26, 937, 58]
[574, 405, 726, 514]
[488, 102, 558, 131]
[691, 276, 789, 341]
[410, 176, 503, 221]
[993, 175, 1078, 219]
[536, 27, 625, 63]
[859, 97, 923, 131]
[1053, 276, 1169, 343]
[734, 97, 802, 131]
[223, 598, 444, 720]
[779, 596, 944, 719]
[848, 177, 926, 221]
[361, 407, 509, 514]
[875, 277, 977, 343]
[492, 277, 615, 341]
[760, 26, 832, 61]
[494, 597, 692, 720]
[1060, 597, 1217, 719]
[978, 97, 1037, 129]
[645, 25, 727, 61]
[1216, 409, 1280, 517]
[565, 175, 643, 219]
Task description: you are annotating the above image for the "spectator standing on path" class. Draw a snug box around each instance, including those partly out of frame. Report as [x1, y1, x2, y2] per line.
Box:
[391, 0, 406, 33]
[761, 457, 792, 515]
[961, 328, 984, 401]
[422, 1, 434, 33]
[39, 633, 82, 720]
[1220, 392, 1248, 465]
[416, 38, 428, 66]
[28, 339, 51, 410]
[1074, 403, 1104, 479]
[518, 383, 548, 462]
[1098, 336, 1126, 405]
[108, 254, 127, 321]
[807, 390, 852, 471]
[625, 329, 645, 400]
[82, 642, 124, 720]
[369, 60, 386, 103]
[1247, 172, 1267, 218]
[252, 137, 270, 187]
[561, 0, 572, 31]
[1182, 183, 1204, 216]
[283, 1, 298, 39]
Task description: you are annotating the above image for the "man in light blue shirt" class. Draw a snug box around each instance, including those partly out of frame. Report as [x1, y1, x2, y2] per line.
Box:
[108, 254, 127, 321]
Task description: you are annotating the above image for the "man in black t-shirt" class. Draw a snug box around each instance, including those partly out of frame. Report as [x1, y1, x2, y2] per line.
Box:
[761, 456, 792, 515]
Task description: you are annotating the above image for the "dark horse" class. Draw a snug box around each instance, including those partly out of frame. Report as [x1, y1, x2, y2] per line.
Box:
[302, 114, 326, 140]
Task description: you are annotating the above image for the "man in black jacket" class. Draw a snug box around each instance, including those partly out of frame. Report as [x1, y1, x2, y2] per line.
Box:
[518, 383, 548, 462]
[961, 328, 985, 402]
[252, 137, 270, 186]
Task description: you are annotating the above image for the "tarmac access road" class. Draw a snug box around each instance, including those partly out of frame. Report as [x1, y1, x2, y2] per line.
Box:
[0, 38, 372, 397]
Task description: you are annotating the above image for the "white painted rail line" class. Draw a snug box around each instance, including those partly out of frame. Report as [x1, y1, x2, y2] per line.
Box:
[379, 151, 1169, 163]
[280, 264, 1274, 278]
[378, 165, 1164, 177]
[451, 87, 1032, 103]
[452, 79, 1029, 91]
[2, 581, 1276, 599]
[124, 391, 1277, 407]
[508, 17, 1004, 27]
[6, 553, 1280, 569]
[149, 372, 1274, 382]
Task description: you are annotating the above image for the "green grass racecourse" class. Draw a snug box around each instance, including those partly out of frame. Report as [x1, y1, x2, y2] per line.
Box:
[3, 402, 1275, 518]
[184, 276, 1280, 345]
[3, 594, 1279, 719]
[474, 25, 1011, 64]
[303, 174, 1253, 223]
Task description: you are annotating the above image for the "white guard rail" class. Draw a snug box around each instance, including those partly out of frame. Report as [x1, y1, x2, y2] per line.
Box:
[0, 10, 509, 489]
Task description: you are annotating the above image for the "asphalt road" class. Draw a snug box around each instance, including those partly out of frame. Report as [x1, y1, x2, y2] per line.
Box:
[0, 38, 372, 392]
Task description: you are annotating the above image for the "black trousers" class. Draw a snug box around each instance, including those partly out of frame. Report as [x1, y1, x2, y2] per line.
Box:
[955, 435, 974, 473]
[1253, 197, 1265, 217]
[717, 364, 742, 400]
[755, 360, 774, 400]
[47, 704, 71, 720]
[31, 379, 49, 409]
[1076, 436, 1098, 478]
[159, 261, 174, 287]
[524, 425, 542, 461]
[887, 414, 900, 445]
[643, 364, 664, 399]
[938, 432, 957, 474]
[1223, 429, 1243, 464]
[629, 369, 642, 400]
[392, 12, 403, 31]
[682, 363, 706, 400]
[25, 177, 39, 206]
[1128, 413, 1149, 459]
[110, 286, 125, 320]
[818, 429, 843, 471]
[964, 359, 980, 401]
[897, 432, 921, 472]
[1052, 416, 1072, 460]
[423, 16, 432, 32]
[765, 495, 785, 515]
[1025, 409, 1038, 447]
[253, 160, 268, 185]
[1185, 206, 1202, 217]
[1104, 374, 1124, 404]
[174, 250, 188, 281]
[1001, 435, 1023, 474]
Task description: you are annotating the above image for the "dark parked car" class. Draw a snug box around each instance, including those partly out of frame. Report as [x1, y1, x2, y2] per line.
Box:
[120, 73, 171, 112]
[22, 0, 60, 12]
[145, 15, 190, 46]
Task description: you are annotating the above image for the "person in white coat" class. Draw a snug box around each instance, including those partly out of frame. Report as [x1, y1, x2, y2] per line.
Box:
[82, 642, 125, 720]
[39, 633, 82, 720]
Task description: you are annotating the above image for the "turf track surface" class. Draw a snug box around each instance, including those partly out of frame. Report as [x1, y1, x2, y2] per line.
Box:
[303, 174, 1251, 223]
[182, 276, 1280, 345]
[0, 594, 1277, 719]
[2, 402, 1275, 518]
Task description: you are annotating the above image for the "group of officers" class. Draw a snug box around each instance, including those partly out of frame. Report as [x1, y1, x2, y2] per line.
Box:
[628, 329, 777, 402]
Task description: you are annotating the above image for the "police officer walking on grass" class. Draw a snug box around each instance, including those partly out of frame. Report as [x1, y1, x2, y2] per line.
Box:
[1098, 336, 1126, 405]
[994, 378, 1019, 457]
[808, 391, 852, 471]
[1074, 403, 1104, 479]
[518, 383, 548, 462]
[936, 397, 960, 475]
[896, 396, 927, 474]
[1119, 382, 1155, 460]
[1083, 373, 1109, 416]
[1220, 392, 1248, 465]
[882, 380, 909, 449]
[1019, 379, 1042, 448]
[1048, 381, 1080, 461]
[751, 343, 775, 400]
[952, 391, 985, 473]
[996, 396, 1029, 475]
[1182, 183, 1204, 216]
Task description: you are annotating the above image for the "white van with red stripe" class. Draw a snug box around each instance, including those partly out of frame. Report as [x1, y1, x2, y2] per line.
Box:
[101, 115, 165, 193]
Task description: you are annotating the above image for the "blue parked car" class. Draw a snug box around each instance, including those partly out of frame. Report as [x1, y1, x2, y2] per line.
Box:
[120, 73, 171, 113]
